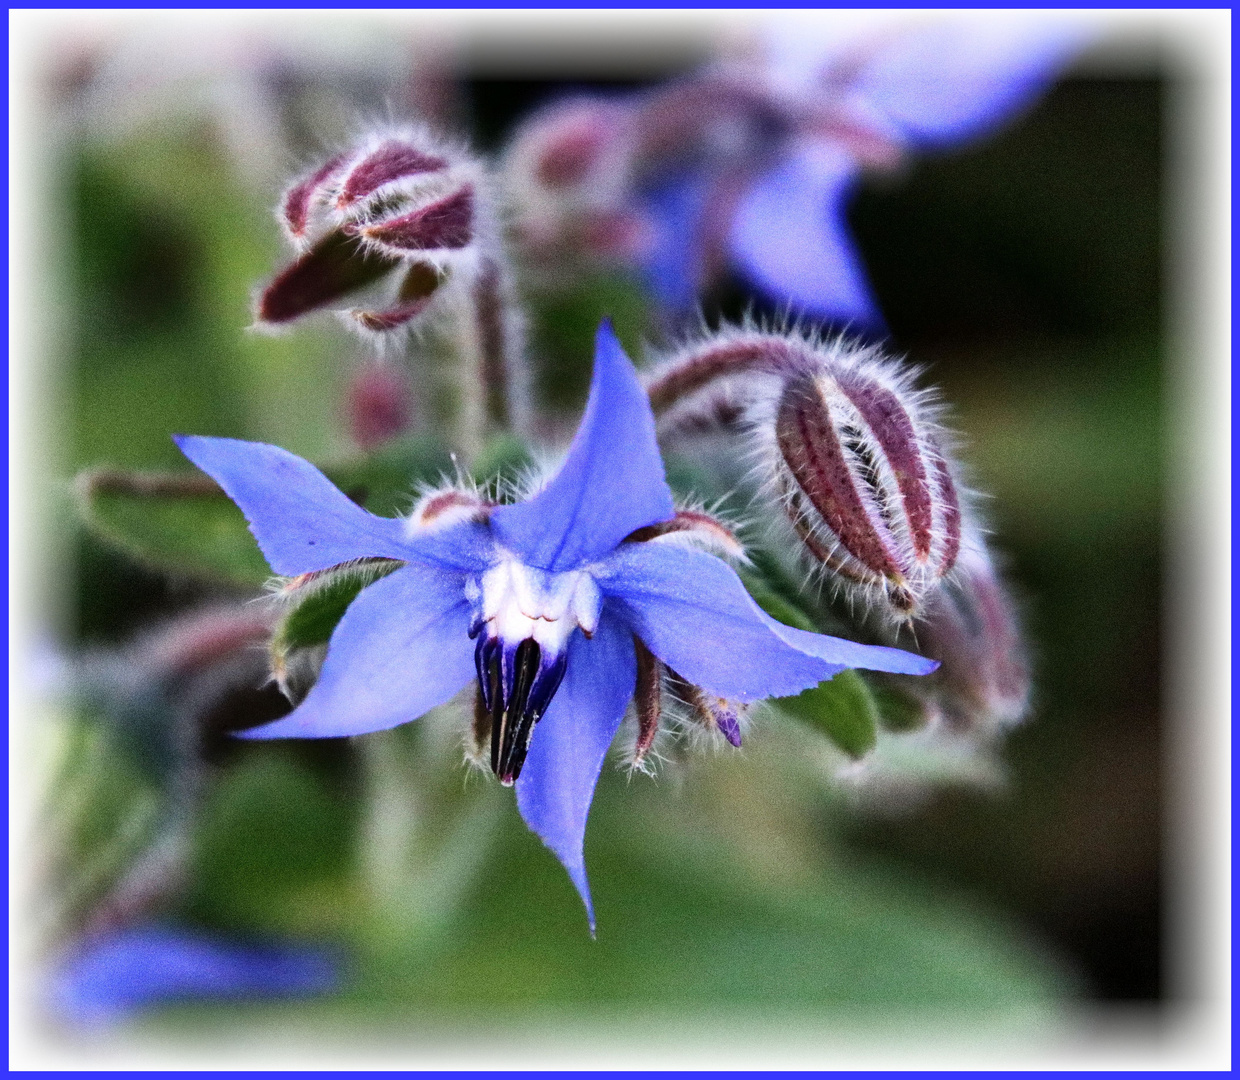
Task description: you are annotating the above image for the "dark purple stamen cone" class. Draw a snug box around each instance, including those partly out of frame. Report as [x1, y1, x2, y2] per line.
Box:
[477, 637, 568, 785]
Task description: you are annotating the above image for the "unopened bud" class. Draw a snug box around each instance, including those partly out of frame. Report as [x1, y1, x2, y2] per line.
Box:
[346, 363, 414, 450]
[645, 329, 964, 624]
[773, 362, 961, 622]
[501, 98, 639, 270]
[259, 127, 485, 340]
[912, 542, 1031, 732]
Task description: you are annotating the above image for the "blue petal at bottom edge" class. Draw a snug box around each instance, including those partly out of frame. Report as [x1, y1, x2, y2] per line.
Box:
[515, 610, 637, 933]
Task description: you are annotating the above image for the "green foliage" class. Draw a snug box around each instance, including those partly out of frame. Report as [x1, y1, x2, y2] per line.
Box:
[470, 432, 535, 494]
[268, 560, 403, 691]
[185, 747, 360, 935]
[773, 671, 880, 759]
[526, 270, 652, 413]
[77, 469, 273, 587]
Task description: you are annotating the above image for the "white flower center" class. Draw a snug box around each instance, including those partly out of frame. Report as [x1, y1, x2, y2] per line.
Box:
[477, 552, 602, 657]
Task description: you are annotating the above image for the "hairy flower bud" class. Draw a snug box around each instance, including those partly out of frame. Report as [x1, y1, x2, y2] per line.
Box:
[646, 328, 964, 624]
[259, 125, 529, 449]
[260, 126, 484, 336]
[501, 98, 650, 271]
[909, 542, 1031, 732]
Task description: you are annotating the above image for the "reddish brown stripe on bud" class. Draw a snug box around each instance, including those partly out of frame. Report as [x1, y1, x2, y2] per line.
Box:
[646, 336, 806, 415]
[633, 638, 662, 764]
[931, 452, 962, 576]
[258, 230, 400, 324]
[338, 140, 447, 207]
[418, 489, 491, 524]
[776, 376, 904, 579]
[781, 485, 874, 585]
[362, 186, 474, 252]
[835, 370, 934, 560]
[348, 260, 442, 333]
[624, 509, 744, 559]
[351, 298, 434, 332]
[283, 153, 349, 238]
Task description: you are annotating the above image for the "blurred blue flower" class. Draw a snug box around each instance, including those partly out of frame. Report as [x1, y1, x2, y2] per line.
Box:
[640, 18, 1091, 330]
[175, 321, 935, 928]
[48, 923, 340, 1027]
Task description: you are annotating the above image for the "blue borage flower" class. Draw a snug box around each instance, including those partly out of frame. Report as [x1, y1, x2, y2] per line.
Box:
[48, 924, 339, 1027]
[637, 19, 1091, 329]
[175, 321, 936, 928]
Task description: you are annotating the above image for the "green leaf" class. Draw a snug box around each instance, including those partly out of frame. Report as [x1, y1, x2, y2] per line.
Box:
[738, 563, 880, 756]
[75, 435, 452, 587]
[76, 467, 273, 586]
[527, 269, 651, 412]
[268, 559, 402, 698]
[775, 670, 880, 759]
[869, 678, 931, 733]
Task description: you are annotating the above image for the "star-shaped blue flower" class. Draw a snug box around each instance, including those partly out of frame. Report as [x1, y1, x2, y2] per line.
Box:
[175, 321, 935, 928]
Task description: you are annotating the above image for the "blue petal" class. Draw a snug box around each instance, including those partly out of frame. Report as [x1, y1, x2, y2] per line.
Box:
[241, 562, 475, 738]
[596, 543, 838, 701]
[635, 171, 711, 311]
[515, 609, 635, 932]
[48, 923, 339, 1027]
[728, 146, 884, 331]
[758, 614, 939, 675]
[491, 322, 675, 572]
[174, 435, 494, 577]
[849, 20, 1088, 148]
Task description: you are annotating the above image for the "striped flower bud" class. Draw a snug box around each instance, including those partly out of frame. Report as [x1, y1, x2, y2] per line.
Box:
[501, 98, 650, 272]
[259, 125, 529, 447]
[260, 126, 485, 336]
[645, 328, 965, 624]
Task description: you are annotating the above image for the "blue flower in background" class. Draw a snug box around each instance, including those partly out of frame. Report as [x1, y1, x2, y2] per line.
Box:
[638, 18, 1092, 330]
[47, 924, 340, 1027]
[176, 321, 935, 928]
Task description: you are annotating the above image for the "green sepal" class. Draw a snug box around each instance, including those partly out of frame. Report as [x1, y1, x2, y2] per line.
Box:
[774, 670, 880, 759]
[268, 559, 403, 698]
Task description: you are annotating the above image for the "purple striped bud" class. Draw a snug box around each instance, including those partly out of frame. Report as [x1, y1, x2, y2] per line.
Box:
[772, 362, 962, 622]
[645, 328, 966, 624]
[261, 127, 529, 441]
[260, 127, 485, 341]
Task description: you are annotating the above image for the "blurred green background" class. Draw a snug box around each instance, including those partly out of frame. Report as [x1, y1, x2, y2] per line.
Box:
[43, 33, 1162, 1027]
